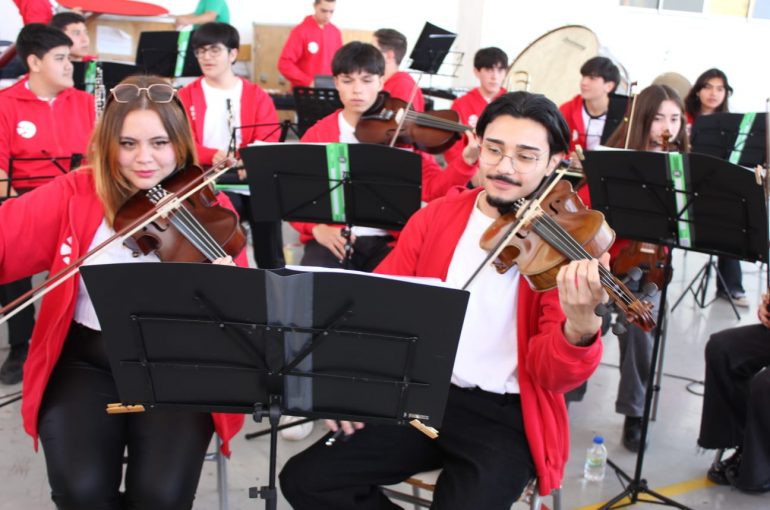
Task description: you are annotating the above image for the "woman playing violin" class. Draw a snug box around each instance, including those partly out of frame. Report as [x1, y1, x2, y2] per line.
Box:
[0, 75, 244, 509]
[281, 91, 606, 509]
[583, 84, 688, 453]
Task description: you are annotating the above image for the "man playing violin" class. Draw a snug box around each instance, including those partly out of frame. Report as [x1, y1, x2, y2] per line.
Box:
[291, 42, 477, 271]
[280, 91, 606, 509]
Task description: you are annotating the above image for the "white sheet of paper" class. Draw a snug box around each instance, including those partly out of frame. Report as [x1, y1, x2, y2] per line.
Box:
[96, 26, 133, 57]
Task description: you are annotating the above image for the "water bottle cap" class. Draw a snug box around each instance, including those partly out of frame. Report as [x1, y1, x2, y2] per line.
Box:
[593, 435, 604, 444]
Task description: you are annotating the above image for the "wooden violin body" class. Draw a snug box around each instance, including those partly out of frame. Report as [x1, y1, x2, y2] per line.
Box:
[479, 179, 655, 332]
[355, 93, 469, 154]
[114, 165, 246, 262]
[612, 241, 669, 289]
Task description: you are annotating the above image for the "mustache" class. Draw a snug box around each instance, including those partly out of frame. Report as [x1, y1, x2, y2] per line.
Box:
[486, 173, 522, 186]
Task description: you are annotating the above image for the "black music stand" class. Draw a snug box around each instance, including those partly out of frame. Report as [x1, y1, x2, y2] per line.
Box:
[1, 155, 82, 200]
[73, 60, 139, 93]
[601, 93, 628, 145]
[408, 22, 457, 75]
[80, 263, 469, 510]
[135, 31, 202, 77]
[241, 142, 422, 267]
[583, 149, 768, 510]
[291, 87, 342, 137]
[691, 112, 766, 167]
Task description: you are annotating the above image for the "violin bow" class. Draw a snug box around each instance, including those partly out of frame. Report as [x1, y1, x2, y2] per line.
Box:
[388, 72, 424, 148]
[0, 158, 239, 327]
[623, 81, 638, 150]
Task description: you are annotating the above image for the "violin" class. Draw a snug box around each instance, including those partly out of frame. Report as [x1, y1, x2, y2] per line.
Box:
[114, 164, 246, 262]
[355, 92, 471, 154]
[0, 159, 243, 327]
[476, 175, 656, 332]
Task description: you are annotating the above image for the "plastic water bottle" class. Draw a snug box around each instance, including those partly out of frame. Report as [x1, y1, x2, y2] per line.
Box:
[584, 435, 607, 482]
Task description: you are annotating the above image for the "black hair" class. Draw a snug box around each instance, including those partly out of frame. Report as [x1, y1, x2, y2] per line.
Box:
[331, 42, 385, 77]
[374, 28, 407, 65]
[474, 47, 508, 70]
[16, 24, 73, 72]
[190, 22, 240, 51]
[580, 56, 620, 93]
[50, 12, 86, 30]
[476, 91, 569, 155]
[684, 68, 732, 119]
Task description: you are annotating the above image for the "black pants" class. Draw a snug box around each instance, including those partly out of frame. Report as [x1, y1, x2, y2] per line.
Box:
[279, 386, 535, 510]
[38, 323, 214, 510]
[716, 256, 744, 296]
[300, 236, 393, 272]
[698, 324, 770, 488]
[0, 277, 34, 348]
[225, 192, 285, 269]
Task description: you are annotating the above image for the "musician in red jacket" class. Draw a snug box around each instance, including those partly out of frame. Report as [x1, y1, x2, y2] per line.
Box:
[0, 24, 95, 385]
[0, 75, 245, 509]
[280, 91, 605, 509]
[559, 56, 620, 155]
[290, 42, 477, 271]
[278, 0, 342, 88]
[444, 46, 508, 167]
[179, 22, 284, 269]
[373, 28, 424, 112]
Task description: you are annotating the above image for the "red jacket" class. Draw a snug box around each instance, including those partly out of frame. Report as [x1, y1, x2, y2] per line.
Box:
[559, 94, 586, 155]
[444, 87, 506, 164]
[383, 71, 425, 112]
[278, 16, 342, 88]
[178, 76, 280, 166]
[0, 77, 95, 191]
[0, 169, 246, 455]
[374, 187, 603, 496]
[290, 110, 478, 243]
[12, 0, 53, 24]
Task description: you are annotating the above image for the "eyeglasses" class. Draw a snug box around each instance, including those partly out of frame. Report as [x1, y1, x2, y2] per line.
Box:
[193, 45, 225, 58]
[478, 142, 541, 174]
[110, 83, 177, 104]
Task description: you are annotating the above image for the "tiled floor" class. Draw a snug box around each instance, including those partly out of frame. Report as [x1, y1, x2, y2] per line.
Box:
[0, 245, 768, 509]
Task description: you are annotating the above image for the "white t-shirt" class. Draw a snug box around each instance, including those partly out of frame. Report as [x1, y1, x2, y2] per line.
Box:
[201, 78, 243, 153]
[445, 192, 521, 394]
[582, 104, 607, 151]
[337, 113, 388, 237]
[74, 219, 161, 330]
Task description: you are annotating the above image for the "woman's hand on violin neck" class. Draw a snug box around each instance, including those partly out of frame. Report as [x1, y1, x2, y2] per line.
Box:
[312, 224, 354, 262]
[462, 130, 481, 166]
[556, 254, 610, 345]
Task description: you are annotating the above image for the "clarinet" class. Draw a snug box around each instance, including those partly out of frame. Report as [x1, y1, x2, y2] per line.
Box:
[94, 65, 106, 118]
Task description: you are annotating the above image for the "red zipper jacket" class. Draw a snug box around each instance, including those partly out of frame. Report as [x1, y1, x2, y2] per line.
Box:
[277, 16, 342, 88]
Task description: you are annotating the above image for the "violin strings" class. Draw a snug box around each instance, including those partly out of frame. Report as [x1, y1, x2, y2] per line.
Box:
[532, 214, 636, 307]
[403, 111, 467, 133]
[148, 187, 227, 261]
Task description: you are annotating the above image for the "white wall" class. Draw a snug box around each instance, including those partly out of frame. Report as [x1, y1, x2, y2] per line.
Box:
[2, 0, 768, 111]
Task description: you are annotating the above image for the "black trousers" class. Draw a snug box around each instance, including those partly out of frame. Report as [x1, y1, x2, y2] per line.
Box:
[0, 277, 34, 348]
[716, 256, 744, 296]
[279, 386, 535, 510]
[225, 192, 285, 269]
[300, 236, 393, 273]
[38, 323, 214, 510]
[698, 324, 770, 488]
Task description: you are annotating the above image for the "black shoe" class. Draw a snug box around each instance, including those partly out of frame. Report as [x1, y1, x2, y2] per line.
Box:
[622, 416, 644, 453]
[707, 449, 741, 486]
[0, 344, 28, 385]
[724, 457, 770, 494]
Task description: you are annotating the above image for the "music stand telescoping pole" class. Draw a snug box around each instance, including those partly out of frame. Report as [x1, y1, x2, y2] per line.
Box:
[241, 142, 423, 268]
[81, 263, 469, 510]
[583, 149, 768, 510]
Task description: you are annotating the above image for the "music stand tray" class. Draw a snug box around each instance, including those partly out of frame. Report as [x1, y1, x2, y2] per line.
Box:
[136, 31, 201, 77]
[81, 263, 469, 509]
[241, 142, 422, 231]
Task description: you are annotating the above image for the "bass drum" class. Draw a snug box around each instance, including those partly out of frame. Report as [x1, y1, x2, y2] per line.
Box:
[504, 25, 629, 107]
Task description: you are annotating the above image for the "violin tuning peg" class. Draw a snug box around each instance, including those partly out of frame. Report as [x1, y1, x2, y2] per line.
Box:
[611, 321, 627, 336]
[625, 266, 643, 283]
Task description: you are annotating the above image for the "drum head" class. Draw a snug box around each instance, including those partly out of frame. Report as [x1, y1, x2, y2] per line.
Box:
[506, 25, 599, 106]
